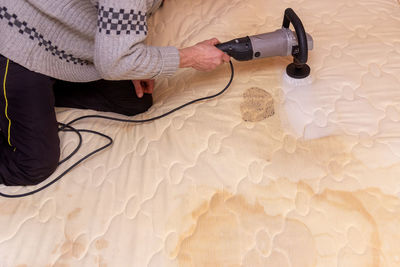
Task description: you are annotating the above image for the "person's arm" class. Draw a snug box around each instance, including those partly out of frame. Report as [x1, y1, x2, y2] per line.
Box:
[94, 0, 229, 81]
[94, 0, 179, 80]
[179, 38, 230, 71]
[133, 38, 230, 97]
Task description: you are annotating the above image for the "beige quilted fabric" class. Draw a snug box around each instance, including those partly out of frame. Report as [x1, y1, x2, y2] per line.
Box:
[0, 0, 399, 266]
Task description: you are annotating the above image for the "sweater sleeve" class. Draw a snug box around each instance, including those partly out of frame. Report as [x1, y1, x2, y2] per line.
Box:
[94, 0, 180, 80]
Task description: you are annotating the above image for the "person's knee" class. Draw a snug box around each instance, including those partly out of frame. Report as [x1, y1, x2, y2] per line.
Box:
[14, 146, 60, 186]
[120, 93, 153, 116]
[139, 93, 153, 113]
[27, 156, 59, 185]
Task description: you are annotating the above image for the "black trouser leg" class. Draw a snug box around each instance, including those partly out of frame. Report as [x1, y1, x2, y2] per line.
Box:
[0, 55, 60, 186]
[0, 55, 153, 186]
[53, 79, 153, 116]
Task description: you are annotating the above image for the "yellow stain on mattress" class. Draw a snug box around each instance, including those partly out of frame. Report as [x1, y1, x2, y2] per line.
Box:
[67, 208, 82, 220]
[71, 240, 86, 258]
[60, 240, 73, 254]
[95, 238, 109, 250]
[97, 256, 108, 267]
[172, 179, 400, 267]
[51, 235, 88, 265]
[0, 200, 20, 215]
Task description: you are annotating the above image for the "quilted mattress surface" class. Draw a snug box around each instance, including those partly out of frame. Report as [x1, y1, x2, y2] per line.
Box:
[1, 0, 400, 266]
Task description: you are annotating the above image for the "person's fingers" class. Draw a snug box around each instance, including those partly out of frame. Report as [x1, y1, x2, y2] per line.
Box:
[201, 38, 220, 46]
[146, 79, 155, 94]
[222, 53, 231, 63]
[139, 80, 155, 94]
[132, 80, 144, 98]
[140, 81, 148, 92]
[208, 38, 220, 46]
[133, 79, 155, 96]
[181, 39, 231, 71]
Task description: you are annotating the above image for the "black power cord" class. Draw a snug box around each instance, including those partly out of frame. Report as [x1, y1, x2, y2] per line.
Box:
[0, 61, 234, 198]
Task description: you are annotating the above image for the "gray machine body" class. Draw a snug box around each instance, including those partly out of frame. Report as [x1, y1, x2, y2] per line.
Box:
[249, 28, 313, 59]
[215, 8, 313, 78]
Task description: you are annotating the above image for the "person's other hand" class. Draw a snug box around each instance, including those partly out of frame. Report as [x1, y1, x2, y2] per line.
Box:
[132, 79, 155, 98]
[179, 38, 230, 72]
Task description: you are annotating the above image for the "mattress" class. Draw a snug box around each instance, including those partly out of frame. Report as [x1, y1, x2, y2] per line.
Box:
[1, 0, 400, 266]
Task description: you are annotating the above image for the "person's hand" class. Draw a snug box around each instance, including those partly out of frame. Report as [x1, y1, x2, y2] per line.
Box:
[178, 38, 230, 72]
[132, 79, 155, 98]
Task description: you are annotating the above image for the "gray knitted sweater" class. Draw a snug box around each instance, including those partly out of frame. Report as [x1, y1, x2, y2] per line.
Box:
[0, 0, 180, 82]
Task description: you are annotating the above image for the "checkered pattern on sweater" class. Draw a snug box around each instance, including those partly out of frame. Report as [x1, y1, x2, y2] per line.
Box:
[0, 6, 89, 65]
[97, 6, 147, 35]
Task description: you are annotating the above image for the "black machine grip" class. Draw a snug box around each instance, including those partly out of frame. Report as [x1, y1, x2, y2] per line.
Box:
[282, 8, 308, 65]
[282, 8, 310, 78]
[216, 8, 311, 78]
[215, 36, 253, 61]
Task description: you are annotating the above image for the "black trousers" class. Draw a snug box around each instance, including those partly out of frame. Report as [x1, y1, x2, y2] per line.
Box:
[0, 55, 152, 186]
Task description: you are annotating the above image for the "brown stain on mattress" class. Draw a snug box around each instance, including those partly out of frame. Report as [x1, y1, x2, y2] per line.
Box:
[171, 180, 394, 267]
[173, 190, 316, 266]
[61, 240, 73, 254]
[317, 190, 381, 266]
[71, 241, 85, 258]
[95, 238, 109, 250]
[299, 135, 354, 164]
[272, 134, 360, 184]
[67, 208, 81, 220]
[54, 237, 86, 263]
[96, 256, 108, 267]
[52, 243, 60, 254]
[51, 264, 70, 267]
[0, 201, 20, 215]
[51, 214, 86, 261]
[240, 87, 274, 122]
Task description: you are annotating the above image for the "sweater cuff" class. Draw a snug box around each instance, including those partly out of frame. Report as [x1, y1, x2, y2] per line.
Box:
[157, 46, 180, 78]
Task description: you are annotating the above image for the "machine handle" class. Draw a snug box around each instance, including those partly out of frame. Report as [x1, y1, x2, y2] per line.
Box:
[215, 36, 253, 61]
[282, 8, 308, 65]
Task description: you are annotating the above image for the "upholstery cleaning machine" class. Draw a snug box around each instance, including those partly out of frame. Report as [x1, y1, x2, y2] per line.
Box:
[216, 8, 313, 79]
